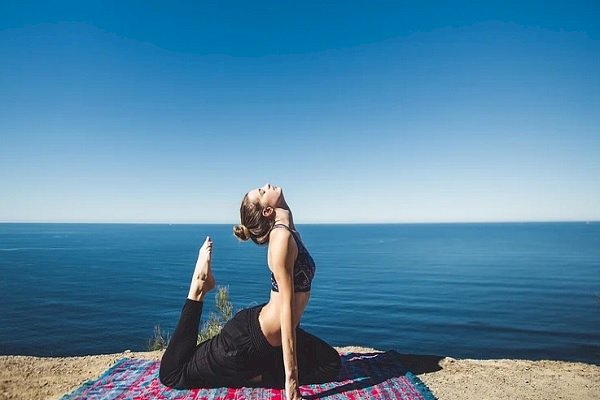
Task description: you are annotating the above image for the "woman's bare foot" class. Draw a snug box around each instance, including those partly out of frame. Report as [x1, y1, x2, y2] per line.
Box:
[187, 236, 216, 301]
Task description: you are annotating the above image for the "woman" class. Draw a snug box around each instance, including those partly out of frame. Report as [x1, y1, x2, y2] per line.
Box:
[159, 183, 341, 399]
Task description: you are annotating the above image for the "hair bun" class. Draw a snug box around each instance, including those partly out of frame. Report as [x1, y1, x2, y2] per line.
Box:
[233, 224, 251, 241]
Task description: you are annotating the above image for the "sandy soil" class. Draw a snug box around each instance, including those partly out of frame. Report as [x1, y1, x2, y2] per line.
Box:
[419, 357, 600, 400]
[0, 347, 598, 400]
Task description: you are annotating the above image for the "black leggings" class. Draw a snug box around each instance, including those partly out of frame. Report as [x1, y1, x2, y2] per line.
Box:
[159, 299, 341, 389]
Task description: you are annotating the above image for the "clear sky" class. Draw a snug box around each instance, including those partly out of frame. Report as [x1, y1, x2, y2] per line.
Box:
[1, 1, 599, 223]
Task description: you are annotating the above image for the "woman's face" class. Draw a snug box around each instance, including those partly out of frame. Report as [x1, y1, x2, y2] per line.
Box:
[247, 183, 283, 210]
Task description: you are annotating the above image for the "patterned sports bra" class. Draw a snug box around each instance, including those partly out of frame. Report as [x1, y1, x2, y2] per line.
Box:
[270, 224, 316, 293]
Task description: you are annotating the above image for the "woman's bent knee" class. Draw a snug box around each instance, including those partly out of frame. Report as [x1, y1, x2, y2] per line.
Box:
[159, 361, 180, 388]
[323, 350, 341, 380]
[306, 338, 341, 382]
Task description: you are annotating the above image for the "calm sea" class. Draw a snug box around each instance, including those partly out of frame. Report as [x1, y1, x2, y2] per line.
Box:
[0, 222, 599, 364]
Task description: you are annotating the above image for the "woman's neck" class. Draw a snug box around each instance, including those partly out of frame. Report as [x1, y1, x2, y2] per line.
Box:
[274, 208, 295, 230]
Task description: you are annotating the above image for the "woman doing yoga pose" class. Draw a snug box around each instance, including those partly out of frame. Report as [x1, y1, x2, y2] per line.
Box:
[159, 184, 341, 400]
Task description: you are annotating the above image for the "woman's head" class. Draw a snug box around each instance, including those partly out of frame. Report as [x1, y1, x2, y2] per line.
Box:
[233, 183, 283, 245]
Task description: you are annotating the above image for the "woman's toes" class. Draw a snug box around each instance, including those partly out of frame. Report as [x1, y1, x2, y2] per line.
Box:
[188, 236, 216, 301]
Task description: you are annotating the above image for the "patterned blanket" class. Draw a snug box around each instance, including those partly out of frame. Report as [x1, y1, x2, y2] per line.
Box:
[61, 351, 437, 399]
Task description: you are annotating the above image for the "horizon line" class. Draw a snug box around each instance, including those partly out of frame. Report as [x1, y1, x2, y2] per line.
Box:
[1, 219, 598, 225]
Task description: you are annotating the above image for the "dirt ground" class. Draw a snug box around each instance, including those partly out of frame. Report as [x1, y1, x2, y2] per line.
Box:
[0, 346, 598, 400]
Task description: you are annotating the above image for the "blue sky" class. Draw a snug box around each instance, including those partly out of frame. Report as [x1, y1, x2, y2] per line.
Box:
[1, 1, 599, 223]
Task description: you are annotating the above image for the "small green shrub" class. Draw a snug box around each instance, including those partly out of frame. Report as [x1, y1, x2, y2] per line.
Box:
[148, 286, 234, 350]
[148, 324, 170, 351]
[198, 286, 234, 344]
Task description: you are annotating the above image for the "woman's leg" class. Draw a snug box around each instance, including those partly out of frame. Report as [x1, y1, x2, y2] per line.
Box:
[263, 328, 341, 387]
[159, 299, 205, 387]
[159, 237, 215, 388]
[296, 328, 341, 385]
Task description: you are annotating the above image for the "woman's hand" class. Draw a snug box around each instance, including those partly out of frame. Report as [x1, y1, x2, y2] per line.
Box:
[286, 377, 304, 400]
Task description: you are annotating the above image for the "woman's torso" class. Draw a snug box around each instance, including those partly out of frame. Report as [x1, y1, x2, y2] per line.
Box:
[258, 292, 310, 347]
[258, 225, 314, 347]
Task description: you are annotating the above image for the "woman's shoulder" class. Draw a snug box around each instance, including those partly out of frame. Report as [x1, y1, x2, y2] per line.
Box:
[271, 223, 295, 231]
[268, 225, 298, 254]
[269, 225, 293, 244]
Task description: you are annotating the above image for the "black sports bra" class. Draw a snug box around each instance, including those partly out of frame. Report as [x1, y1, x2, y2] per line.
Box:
[270, 224, 316, 293]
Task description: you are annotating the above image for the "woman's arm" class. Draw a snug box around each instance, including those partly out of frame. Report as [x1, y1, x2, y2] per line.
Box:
[269, 229, 302, 399]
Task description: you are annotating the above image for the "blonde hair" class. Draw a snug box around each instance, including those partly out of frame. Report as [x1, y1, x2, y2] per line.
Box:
[232, 193, 274, 245]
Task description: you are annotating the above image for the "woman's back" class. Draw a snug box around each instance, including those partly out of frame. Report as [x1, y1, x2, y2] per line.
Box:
[259, 291, 310, 347]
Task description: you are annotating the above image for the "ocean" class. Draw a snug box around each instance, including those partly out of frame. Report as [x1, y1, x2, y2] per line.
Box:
[0, 222, 598, 365]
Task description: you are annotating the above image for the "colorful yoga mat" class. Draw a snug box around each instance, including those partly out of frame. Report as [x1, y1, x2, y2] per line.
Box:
[61, 351, 437, 399]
